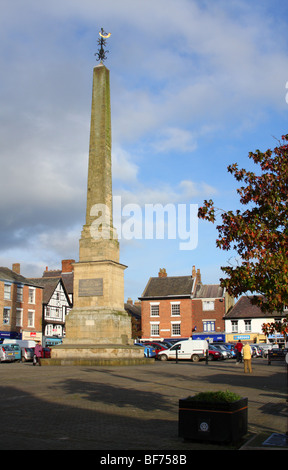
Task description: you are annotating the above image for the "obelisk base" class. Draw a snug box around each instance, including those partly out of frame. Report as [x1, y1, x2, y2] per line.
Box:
[42, 306, 149, 366]
[62, 306, 133, 345]
[43, 343, 149, 366]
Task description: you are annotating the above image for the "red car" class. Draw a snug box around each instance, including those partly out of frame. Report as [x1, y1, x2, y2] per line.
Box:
[41, 347, 51, 358]
[142, 341, 168, 355]
[208, 348, 222, 361]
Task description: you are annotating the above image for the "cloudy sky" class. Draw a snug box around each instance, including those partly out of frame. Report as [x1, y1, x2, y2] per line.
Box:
[1, 0, 288, 301]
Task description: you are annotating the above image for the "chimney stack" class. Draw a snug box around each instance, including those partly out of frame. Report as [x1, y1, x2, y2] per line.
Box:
[12, 263, 20, 274]
[158, 268, 167, 278]
[62, 259, 75, 273]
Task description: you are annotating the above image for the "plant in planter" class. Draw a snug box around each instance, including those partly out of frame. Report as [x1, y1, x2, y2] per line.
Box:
[179, 390, 248, 444]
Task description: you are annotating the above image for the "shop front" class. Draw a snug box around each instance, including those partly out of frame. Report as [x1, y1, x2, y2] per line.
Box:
[22, 330, 42, 342]
[0, 330, 21, 341]
[225, 333, 267, 343]
[192, 332, 226, 343]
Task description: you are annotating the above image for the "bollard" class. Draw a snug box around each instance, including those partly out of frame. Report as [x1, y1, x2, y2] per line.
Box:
[268, 351, 271, 365]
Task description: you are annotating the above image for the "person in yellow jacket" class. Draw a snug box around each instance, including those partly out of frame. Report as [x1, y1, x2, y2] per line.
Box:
[243, 343, 252, 373]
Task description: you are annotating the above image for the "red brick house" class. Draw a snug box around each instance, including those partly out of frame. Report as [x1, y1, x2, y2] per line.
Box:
[139, 266, 233, 341]
[0, 264, 43, 342]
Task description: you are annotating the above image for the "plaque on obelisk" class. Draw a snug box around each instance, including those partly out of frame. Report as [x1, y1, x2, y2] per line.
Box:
[49, 30, 144, 364]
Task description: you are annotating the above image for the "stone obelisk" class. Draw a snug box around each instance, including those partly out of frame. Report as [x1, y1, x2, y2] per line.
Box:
[49, 31, 144, 365]
[64, 62, 132, 345]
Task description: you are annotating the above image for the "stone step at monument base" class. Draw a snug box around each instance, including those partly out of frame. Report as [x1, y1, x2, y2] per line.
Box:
[41, 343, 153, 366]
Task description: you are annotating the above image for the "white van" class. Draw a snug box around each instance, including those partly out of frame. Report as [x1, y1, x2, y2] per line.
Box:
[157, 338, 208, 362]
[3, 339, 36, 348]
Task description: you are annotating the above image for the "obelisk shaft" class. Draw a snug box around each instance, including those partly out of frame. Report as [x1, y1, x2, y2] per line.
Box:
[79, 64, 119, 263]
[86, 64, 112, 226]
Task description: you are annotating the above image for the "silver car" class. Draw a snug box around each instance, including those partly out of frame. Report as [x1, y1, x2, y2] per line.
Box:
[0, 344, 15, 362]
[21, 347, 35, 362]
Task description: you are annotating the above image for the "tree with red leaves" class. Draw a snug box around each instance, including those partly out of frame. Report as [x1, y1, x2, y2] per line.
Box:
[198, 134, 288, 337]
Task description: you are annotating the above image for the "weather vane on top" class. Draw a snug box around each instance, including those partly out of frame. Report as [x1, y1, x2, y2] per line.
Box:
[95, 28, 111, 63]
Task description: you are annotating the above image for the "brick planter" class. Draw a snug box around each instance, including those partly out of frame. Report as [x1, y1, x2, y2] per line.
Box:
[179, 396, 248, 444]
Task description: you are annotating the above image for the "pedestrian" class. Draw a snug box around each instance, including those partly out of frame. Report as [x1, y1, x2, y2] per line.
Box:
[235, 340, 243, 364]
[243, 343, 252, 373]
[33, 341, 43, 366]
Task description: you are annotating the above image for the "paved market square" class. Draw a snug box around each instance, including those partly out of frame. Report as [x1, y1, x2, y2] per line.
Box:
[0, 358, 287, 450]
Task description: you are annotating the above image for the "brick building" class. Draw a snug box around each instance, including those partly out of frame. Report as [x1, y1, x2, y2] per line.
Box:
[0, 264, 43, 342]
[139, 266, 233, 341]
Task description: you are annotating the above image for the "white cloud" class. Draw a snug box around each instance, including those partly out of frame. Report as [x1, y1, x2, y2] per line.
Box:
[112, 146, 139, 183]
[114, 179, 217, 208]
[153, 128, 198, 153]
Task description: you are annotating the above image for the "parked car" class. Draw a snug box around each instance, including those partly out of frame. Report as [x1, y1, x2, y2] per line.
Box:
[0, 345, 15, 362]
[5, 343, 22, 362]
[161, 340, 173, 348]
[135, 343, 156, 358]
[164, 338, 187, 346]
[213, 343, 236, 358]
[207, 347, 223, 361]
[259, 343, 273, 358]
[142, 341, 169, 355]
[251, 345, 263, 357]
[210, 344, 232, 359]
[222, 343, 236, 357]
[268, 348, 287, 362]
[22, 347, 35, 362]
[42, 347, 51, 358]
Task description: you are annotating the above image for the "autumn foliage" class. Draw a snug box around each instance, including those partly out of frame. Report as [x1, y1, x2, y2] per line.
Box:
[198, 134, 288, 336]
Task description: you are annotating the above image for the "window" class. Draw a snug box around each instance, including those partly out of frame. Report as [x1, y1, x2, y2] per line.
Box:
[202, 300, 215, 311]
[150, 303, 159, 316]
[150, 323, 159, 336]
[17, 285, 23, 302]
[171, 302, 180, 316]
[16, 308, 23, 327]
[54, 325, 63, 336]
[62, 305, 67, 318]
[28, 288, 35, 304]
[4, 284, 11, 300]
[245, 320, 251, 332]
[171, 322, 181, 336]
[45, 324, 53, 336]
[55, 308, 61, 319]
[28, 310, 35, 328]
[3, 307, 10, 325]
[231, 321, 238, 332]
[203, 320, 215, 332]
